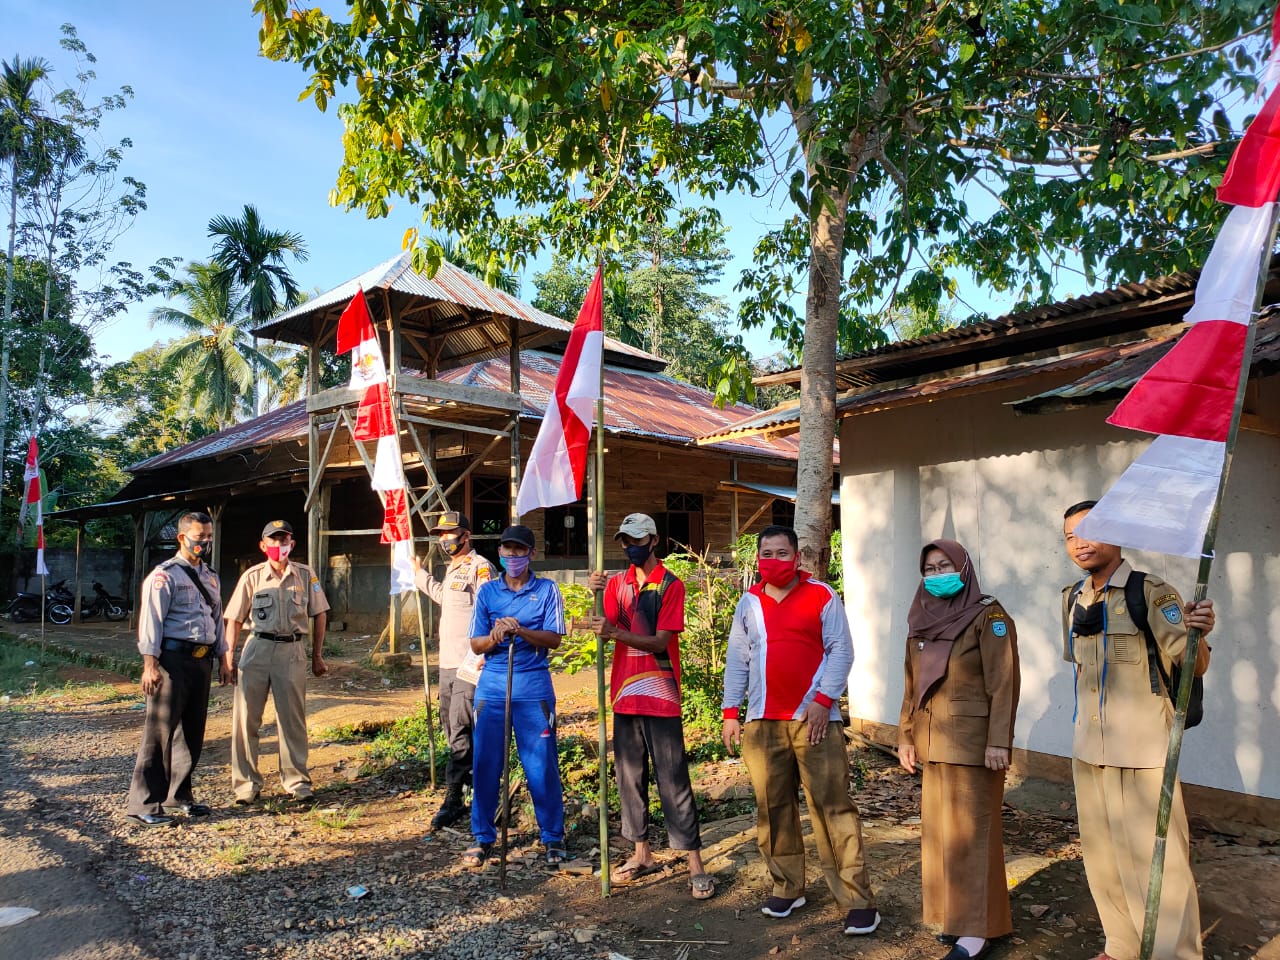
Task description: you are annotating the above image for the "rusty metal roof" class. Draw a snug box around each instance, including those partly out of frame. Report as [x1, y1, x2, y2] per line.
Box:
[1013, 308, 1280, 414]
[128, 354, 800, 475]
[439, 353, 801, 462]
[253, 251, 666, 373]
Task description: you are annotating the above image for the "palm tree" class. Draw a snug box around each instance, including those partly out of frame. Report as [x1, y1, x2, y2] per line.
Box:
[207, 204, 308, 415]
[150, 262, 281, 430]
[1, 55, 51, 511]
[436, 236, 520, 296]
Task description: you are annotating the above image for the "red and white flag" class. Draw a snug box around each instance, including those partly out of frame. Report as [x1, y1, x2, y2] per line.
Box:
[22, 437, 49, 576]
[1072, 98, 1280, 557]
[336, 289, 412, 592]
[515, 267, 604, 516]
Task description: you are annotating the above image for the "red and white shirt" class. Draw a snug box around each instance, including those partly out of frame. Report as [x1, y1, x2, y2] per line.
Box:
[604, 561, 686, 718]
[721, 573, 853, 723]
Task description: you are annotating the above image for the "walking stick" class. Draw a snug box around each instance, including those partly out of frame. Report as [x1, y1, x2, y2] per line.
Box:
[499, 631, 515, 889]
[412, 561, 436, 790]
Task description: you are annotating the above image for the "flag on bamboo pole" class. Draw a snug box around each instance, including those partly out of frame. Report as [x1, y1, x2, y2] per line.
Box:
[22, 437, 48, 576]
[336, 289, 414, 592]
[1071, 88, 1280, 557]
[514, 267, 604, 516]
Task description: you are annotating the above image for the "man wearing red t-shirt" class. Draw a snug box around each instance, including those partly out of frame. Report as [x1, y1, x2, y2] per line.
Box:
[589, 513, 714, 900]
[722, 525, 879, 936]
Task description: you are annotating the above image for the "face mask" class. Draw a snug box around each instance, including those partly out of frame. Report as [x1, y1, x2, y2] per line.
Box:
[500, 554, 530, 578]
[623, 543, 653, 567]
[440, 536, 464, 558]
[757, 557, 798, 587]
[923, 572, 965, 598]
[185, 538, 213, 561]
[265, 542, 292, 562]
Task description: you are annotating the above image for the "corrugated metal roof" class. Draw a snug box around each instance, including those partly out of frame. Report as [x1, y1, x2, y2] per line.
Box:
[129, 354, 800, 474]
[253, 251, 666, 373]
[1013, 309, 1280, 413]
[699, 344, 1123, 444]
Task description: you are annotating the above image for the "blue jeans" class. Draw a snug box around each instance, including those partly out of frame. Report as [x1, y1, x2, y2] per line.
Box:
[471, 696, 564, 845]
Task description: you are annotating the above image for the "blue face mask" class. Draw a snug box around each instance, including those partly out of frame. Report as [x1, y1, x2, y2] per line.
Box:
[500, 554, 530, 578]
[623, 543, 653, 567]
[923, 572, 964, 598]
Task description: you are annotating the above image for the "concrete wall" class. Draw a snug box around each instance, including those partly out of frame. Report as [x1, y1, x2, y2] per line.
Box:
[10, 547, 133, 600]
[838, 376, 1280, 800]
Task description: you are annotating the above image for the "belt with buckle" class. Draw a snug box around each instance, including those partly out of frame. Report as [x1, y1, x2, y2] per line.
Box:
[256, 633, 303, 642]
[161, 638, 211, 658]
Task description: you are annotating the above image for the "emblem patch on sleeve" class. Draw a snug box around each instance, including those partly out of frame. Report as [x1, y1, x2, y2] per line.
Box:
[1161, 602, 1182, 625]
[991, 619, 1008, 638]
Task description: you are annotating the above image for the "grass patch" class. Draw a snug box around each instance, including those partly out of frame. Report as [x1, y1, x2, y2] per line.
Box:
[362, 707, 446, 771]
[322, 637, 347, 658]
[0, 640, 141, 706]
[211, 843, 251, 867]
[313, 719, 392, 743]
[311, 803, 364, 831]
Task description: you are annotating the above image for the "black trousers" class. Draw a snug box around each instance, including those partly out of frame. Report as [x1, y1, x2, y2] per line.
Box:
[438, 668, 475, 788]
[126, 649, 213, 815]
[613, 713, 702, 850]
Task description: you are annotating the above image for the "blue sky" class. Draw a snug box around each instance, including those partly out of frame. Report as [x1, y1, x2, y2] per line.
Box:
[7, 2, 818, 367]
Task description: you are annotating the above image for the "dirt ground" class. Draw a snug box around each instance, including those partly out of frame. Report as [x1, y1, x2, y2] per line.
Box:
[1, 623, 1278, 960]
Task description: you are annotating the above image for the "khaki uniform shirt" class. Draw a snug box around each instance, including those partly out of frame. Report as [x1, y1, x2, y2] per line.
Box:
[224, 560, 330, 640]
[1061, 560, 1188, 769]
[899, 600, 1020, 766]
[137, 556, 226, 657]
[414, 549, 495, 669]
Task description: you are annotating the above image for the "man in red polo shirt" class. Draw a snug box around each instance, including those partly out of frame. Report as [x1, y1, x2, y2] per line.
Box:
[589, 513, 714, 900]
[722, 525, 879, 935]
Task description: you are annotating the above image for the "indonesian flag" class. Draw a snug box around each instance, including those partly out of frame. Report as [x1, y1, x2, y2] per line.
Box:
[23, 438, 48, 576]
[514, 267, 604, 516]
[1072, 101, 1280, 556]
[336, 288, 412, 592]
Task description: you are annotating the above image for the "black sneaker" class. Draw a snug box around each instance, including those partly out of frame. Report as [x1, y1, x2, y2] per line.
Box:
[761, 895, 806, 918]
[430, 794, 468, 831]
[843, 908, 881, 935]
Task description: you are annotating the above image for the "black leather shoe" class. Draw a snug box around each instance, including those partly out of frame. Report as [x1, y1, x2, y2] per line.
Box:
[936, 934, 958, 945]
[165, 802, 212, 816]
[126, 813, 176, 827]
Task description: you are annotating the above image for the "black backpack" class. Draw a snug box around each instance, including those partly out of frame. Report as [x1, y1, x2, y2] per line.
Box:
[1069, 569, 1204, 729]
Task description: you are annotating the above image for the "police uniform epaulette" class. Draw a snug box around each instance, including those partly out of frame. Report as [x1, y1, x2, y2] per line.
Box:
[981, 596, 996, 605]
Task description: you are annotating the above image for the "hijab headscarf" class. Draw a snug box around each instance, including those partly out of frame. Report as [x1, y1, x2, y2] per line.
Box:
[906, 539, 990, 707]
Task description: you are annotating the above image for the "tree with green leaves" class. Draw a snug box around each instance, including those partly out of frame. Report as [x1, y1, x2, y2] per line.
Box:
[207, 203, 308, 416]
[256, 0, 1270, 569]
[150, 261, 281, 431]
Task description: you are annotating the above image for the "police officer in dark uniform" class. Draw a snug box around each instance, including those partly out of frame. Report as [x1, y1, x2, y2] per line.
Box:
[125, 511, 231, 826]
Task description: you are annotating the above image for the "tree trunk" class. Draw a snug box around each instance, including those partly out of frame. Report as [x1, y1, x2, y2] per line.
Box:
[1, 162, 20, 529]
[794, 180, 849, 576]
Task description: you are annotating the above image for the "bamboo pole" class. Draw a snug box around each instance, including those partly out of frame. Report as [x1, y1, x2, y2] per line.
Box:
[1137, 204, 1280, 960]
[593, 355, 610, 898]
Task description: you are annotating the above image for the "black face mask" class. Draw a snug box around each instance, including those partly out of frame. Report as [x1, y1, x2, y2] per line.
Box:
[1072, 600, 1106, 636]
[184, 538, 213, 562]
[624, 543, 653, 566]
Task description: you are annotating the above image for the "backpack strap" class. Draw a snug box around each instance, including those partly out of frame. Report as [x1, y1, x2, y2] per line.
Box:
[1125, 569, 1168, 697]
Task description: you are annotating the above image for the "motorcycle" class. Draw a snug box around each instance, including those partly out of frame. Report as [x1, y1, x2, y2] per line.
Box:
[6, 578, 74, 625]
[80, 581, 128, 621]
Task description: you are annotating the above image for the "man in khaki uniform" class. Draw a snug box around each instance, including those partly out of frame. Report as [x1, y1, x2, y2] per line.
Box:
[225, 520, 330, 804]
[1062, 501, 1215, 960]
[411, 511, 495, 829]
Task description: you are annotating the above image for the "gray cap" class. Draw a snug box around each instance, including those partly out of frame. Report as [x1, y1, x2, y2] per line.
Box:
[613, 513, 658, 541]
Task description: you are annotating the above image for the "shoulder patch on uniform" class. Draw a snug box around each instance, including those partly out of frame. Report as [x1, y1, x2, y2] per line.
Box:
[1160, 602, 1182, 625]
[476, 565, 492, 583]
[1154, 593, 1178, 608]
[991, 620, 1008, 638]
[152, 571, 169, 585]
[980, 596, 996, 605]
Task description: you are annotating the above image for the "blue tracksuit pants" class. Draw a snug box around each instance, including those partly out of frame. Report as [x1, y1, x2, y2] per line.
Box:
[471, 696, 564, 845]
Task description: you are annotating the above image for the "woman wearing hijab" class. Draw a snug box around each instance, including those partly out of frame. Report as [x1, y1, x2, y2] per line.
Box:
[898, 539, 1020, 960]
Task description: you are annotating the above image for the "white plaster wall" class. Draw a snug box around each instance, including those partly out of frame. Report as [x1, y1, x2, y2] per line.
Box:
[839, 378, 1280, 799]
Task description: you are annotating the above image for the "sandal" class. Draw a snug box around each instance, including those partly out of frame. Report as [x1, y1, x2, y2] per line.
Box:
[544, 843, 568, 866]
[462, 843, 492, 867]
[689, 872, 716, 900]
[614, 859, 661, 883]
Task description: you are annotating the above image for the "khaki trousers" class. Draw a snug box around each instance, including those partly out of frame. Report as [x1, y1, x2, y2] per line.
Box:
[741, 719, 874, 910]
[921, 761, 1012, 938]
[1072, 759, 1202, 960]
[231, 636, 311, 799]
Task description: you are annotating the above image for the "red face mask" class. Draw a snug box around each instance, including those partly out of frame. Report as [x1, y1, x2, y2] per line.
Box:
[757, 557, 799, 587]
[265, 542, 292, 562]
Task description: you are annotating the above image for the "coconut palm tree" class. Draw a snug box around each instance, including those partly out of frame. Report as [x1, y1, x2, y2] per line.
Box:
[207, 204, 308, 415]
[150, 262, 281, 430]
